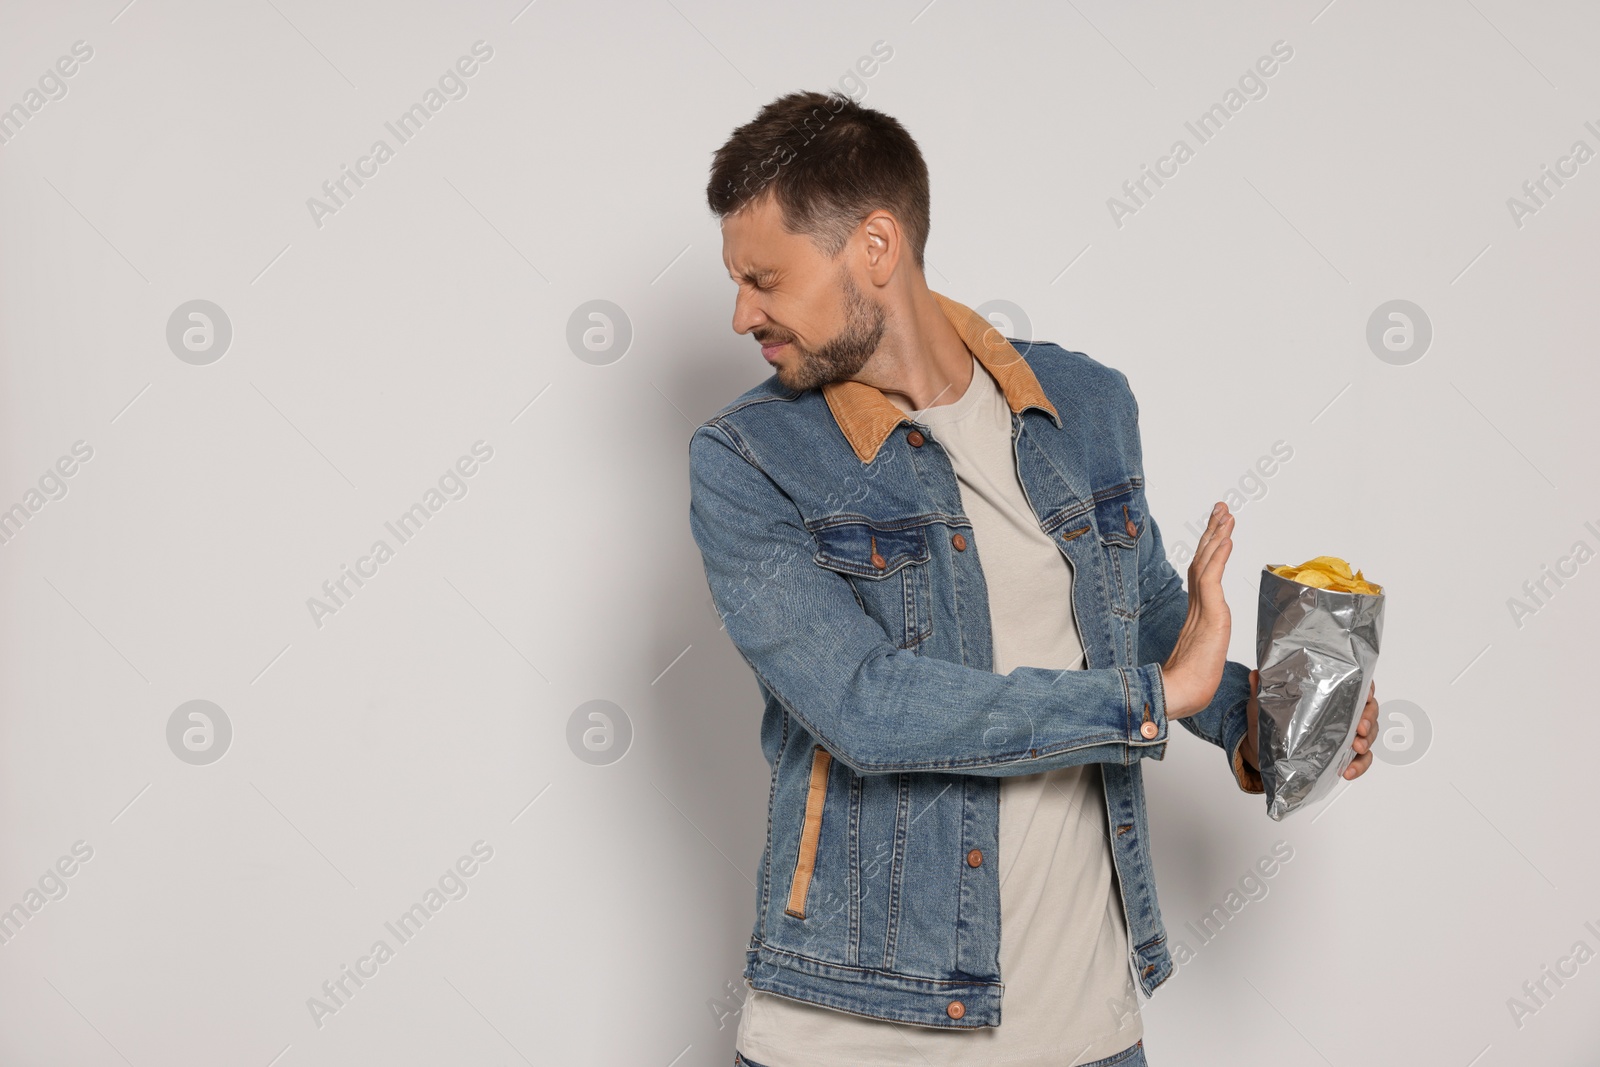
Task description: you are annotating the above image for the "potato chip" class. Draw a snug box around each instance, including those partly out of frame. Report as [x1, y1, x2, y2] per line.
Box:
[1305, 555, 1354, 581]
[1270, 556, 1382, 596]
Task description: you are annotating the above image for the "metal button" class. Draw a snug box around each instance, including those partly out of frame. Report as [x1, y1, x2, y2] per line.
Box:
[907, 430, 925, 447]
[1140, 721, 1159, 739]
[871, 552, 887, 570]
[1126, 519, 1138, 537]
[946, 1000, 965, 1020]
[966, 848, 983, 868]
[951, 533, 967, 551]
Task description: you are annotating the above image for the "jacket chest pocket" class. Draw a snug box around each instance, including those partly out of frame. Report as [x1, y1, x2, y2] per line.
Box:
[1090, 485, 1145, 619]
[811, 520, 934, 651]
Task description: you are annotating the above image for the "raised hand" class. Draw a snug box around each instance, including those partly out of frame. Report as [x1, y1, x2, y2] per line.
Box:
[1160, 502, 1235, 719]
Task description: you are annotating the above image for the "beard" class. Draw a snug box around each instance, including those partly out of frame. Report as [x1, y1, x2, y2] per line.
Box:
[759, 274, 887, 392]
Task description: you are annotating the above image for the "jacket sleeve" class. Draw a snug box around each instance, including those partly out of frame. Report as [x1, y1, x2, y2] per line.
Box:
[689, 420, 1171, 777]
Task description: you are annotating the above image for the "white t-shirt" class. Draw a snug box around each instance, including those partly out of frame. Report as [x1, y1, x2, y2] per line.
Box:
[736, 355, 1143, 1066]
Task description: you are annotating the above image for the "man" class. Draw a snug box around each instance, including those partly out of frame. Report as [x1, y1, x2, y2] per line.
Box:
[688, 91, 1378, 1067]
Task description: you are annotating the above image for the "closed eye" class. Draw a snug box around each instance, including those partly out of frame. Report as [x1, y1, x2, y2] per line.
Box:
[733, 272, 778, 292]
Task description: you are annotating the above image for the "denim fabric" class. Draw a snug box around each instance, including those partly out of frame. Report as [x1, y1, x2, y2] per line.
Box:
[689, 336, 1255, 1030]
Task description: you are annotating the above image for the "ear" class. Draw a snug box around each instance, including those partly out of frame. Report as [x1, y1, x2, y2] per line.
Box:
[859, 210, 902, 283]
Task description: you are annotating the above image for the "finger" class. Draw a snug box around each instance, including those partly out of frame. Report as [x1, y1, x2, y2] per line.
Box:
[1195, 505, 1233, 566]
[1344, 750, 1373, 779]
[1198, 502, 1227, 544]
[1199, 525, 1233, 584]
[1358, 697, 1380, 744]
[1190, 506, 1224, 571]
[1194, 512, 1234, 577]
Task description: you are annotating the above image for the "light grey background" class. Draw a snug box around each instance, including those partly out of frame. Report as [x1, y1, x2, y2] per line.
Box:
[2, 0, 1596, 1064]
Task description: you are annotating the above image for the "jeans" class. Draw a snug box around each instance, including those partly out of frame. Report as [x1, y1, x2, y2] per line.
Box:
[734, 1037, 1147, 1067]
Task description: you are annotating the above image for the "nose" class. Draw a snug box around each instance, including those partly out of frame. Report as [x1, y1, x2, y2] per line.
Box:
[731, 289, 766, 336]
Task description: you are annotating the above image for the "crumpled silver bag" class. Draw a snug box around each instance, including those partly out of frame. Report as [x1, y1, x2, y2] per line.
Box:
[1255, 566, 1385, 820]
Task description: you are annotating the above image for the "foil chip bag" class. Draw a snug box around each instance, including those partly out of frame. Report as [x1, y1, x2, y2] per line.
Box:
[1255, 557, 1385, 821]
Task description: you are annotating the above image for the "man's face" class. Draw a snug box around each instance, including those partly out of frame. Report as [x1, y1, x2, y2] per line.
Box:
[721, 194, 886, 392]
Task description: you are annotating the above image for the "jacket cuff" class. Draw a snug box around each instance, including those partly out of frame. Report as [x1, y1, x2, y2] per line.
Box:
[1217, 666, 1264, 795]
[1134, 663, 1169, 753]
[1231, 736, 1265, 794]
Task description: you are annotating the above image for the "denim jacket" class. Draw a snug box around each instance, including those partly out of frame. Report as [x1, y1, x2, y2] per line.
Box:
[688, 292, 1264, 1030]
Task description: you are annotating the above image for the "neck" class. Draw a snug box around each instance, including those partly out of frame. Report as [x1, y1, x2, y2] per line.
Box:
[851, 285, 973, 411]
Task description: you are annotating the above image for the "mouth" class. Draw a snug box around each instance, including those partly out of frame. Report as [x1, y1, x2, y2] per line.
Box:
[760, 341, 788, 362]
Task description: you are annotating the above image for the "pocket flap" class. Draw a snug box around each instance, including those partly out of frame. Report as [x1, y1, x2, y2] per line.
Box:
[1092, 485, 1145, 548]
[812, 521, 930, 579]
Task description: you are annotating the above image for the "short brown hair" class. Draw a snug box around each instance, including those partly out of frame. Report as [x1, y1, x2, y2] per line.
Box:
[706, 90, 931, 270]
